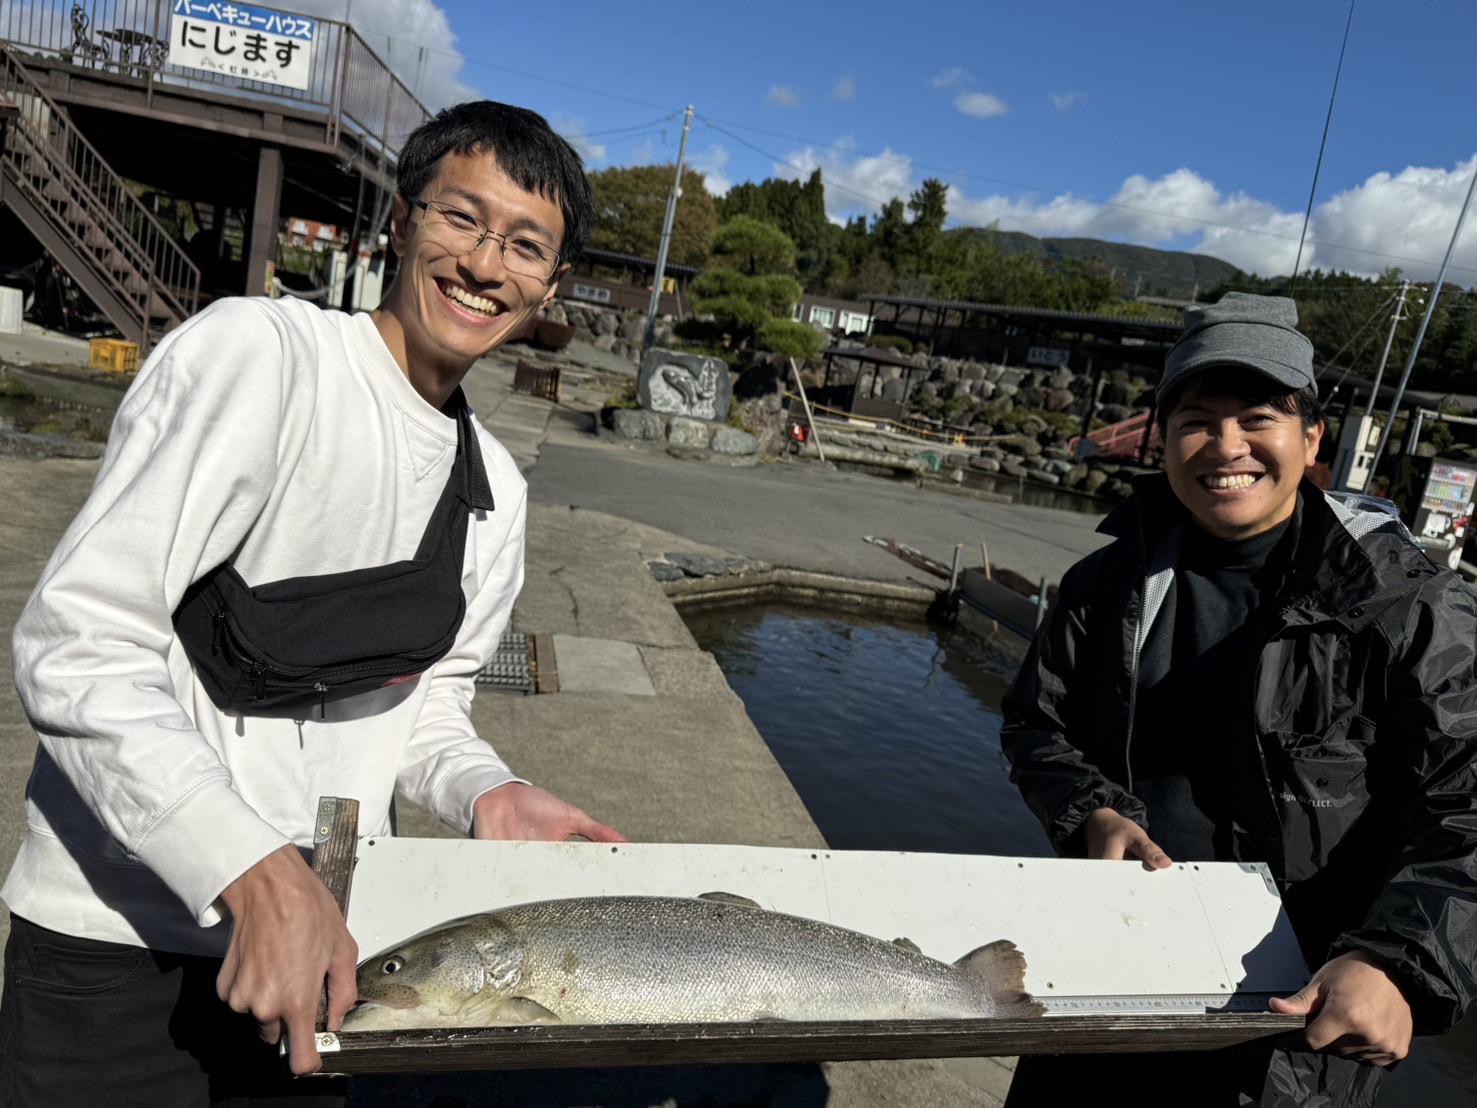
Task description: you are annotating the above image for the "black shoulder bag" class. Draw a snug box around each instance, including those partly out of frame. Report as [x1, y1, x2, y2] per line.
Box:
[172, 393, 495, 717]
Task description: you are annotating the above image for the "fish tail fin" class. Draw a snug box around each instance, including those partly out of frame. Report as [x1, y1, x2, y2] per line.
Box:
[955, 939, 1045, 1018]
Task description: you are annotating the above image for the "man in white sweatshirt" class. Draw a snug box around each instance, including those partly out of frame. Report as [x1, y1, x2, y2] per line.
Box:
[0, 100, 623, 1103]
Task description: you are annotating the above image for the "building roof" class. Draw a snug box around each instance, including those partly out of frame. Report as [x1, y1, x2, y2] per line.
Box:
[866, 295, 1182, 336]
[580, 247, 699, 278]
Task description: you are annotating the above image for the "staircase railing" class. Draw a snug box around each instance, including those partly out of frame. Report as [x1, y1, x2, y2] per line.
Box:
[0, 43, 199, 344]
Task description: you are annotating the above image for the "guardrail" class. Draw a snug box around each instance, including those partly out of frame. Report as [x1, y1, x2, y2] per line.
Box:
[0, 0, 430, 156]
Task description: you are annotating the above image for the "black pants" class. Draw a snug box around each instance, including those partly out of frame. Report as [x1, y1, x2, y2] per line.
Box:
[0, 914, 347, 1108]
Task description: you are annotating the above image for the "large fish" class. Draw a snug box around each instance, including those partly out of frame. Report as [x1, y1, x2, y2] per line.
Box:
[343, 893, 1044, 1031]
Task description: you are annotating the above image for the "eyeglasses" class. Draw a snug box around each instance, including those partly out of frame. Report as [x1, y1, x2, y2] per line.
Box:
[407, 198, 562, 280]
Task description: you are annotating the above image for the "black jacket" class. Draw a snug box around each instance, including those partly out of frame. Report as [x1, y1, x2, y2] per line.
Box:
[1001, 476, 1477, 1101]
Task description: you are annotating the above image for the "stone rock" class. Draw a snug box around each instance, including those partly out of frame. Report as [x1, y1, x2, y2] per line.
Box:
[948, 380, 975, 401]
[619, 316, 646, 342]
[638, 349, 732, 422]
[1016, 386, 1046, 409]
[610, 408, 663, 441]
[593, 333, 618, 353]
[1096, 402, 1136, 424]
[968, 455, 1001, 473]
[1044, 388, 1076, 412]
[975, 380, 996, 401]
[1013, 437, 1044, 458]
[916, 381, 939, 400]
[648, 562, 686, 583]
[545, 302, 568, 325]
[1043, 458, 1073, 476]
[960, 363, 987, 381]
[711, 427, 760, 455]
[665, 552, 733, 578]
[666, 445, 710, 462]
[1065, 462, 1090, 487]
[1048, 367, 1076, 390]
[1000, 460, 1029, 478]
[881, 378, 906, 403]
[1018, 414, 1049, 435]
[994, 383, 1019, 400]
[596, 311, 620, 336]
[997, 367, 1028, 390]
[667, 415, 713, 448]
[1031, 470, 1062, 486]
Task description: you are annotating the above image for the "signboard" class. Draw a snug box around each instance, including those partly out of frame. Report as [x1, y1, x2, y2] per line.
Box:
[1027, 346, 1070, 368]
[570, 283, 612, 305]
[1413, 457, 1477, 570]
[169, 1, 316, 90]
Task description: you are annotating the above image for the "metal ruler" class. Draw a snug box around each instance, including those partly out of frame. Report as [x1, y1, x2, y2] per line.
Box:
[1041, 993, 1279, 1017]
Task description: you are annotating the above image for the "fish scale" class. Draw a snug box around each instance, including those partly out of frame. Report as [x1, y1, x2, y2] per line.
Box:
[346, 894, 1044, 1031]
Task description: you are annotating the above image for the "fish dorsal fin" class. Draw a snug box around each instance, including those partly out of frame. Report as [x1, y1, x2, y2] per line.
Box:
[698, 892, 763, 909]
[954, 940, 1046, 1018]
[493, 997, 563, 1025]
[892, 937, 923, 954]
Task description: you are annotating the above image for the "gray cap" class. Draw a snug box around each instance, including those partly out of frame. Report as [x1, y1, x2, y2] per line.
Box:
[1156, 292, 1315, 405]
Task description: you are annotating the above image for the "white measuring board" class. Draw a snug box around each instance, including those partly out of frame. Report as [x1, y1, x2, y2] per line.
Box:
[343, 839, 1309, 1017]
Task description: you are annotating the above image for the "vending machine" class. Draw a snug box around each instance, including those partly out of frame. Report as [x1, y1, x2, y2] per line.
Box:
[1402, 458, 1477, 570]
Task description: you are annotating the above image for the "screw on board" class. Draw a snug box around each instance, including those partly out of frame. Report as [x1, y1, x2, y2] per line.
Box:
[315, 1032, 340, 1053]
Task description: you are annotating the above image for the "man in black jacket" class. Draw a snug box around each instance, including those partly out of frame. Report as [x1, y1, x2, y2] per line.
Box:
[1001, 293, 1477, 1106]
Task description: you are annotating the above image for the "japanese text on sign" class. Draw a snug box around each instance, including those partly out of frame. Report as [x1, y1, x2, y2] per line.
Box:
[169, 1, 316, 91]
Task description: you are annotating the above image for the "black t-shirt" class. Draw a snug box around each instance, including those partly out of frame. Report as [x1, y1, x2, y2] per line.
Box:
[1131, 510, 1296, 861]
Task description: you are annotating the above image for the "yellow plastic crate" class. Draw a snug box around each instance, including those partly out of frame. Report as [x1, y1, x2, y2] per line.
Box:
[88, 338, 139, 374]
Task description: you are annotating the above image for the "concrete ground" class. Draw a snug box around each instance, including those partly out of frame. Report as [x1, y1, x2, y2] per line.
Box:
[7, 330, 1466, 1105]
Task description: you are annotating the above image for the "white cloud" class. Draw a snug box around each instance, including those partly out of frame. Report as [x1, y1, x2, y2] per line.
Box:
[1311, 158, 1477, 280]
[927, 68, 1006, 120]
[930, 67, 973, 91]
[689, 145, 733, 197]
[288, 0, 477, 113]
[549, 113, 606, 166]
[954, 91, 1008, 119]
[1050, 91, 1086, 112]
[831, 76, 858, 102]
[766, 84, 802, 109]
[780, 140, 915, 223]
[795, 147, 1477, 281]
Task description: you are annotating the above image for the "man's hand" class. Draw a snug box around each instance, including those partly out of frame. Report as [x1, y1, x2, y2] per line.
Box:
[216, 845, 359, 1075]
[471, 781, 627, 843]
[1083, 807, 1172, 870]
[1269, 950, 1414, 1066]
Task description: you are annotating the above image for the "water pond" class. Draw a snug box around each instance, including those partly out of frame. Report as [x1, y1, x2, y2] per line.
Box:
[681, 601, 1052, 859]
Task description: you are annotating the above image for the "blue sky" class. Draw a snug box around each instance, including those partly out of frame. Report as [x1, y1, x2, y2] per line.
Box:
[302, 0, 1477, 282]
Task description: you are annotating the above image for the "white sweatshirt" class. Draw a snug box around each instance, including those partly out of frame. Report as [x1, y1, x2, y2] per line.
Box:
[3, 297, 526, 956]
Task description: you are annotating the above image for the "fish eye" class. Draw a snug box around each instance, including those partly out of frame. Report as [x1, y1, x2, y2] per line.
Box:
[382, 956, 404, 974]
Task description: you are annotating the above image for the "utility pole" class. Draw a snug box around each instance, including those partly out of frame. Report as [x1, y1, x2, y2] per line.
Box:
[1364, 160, 1477, 492]
[643, 105, 694, 352]
[1363, 279, 1410, 420]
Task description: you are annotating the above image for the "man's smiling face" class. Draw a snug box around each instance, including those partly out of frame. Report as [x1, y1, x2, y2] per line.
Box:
[383, 149, 565, 390]
[1163, 377, 1322, 540]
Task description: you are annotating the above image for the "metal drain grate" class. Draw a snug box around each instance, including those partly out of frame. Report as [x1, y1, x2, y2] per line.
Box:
[476, 632, 534, 694]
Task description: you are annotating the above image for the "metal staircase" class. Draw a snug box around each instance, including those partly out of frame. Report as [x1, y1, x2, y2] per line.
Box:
[0, 43, 199, 350]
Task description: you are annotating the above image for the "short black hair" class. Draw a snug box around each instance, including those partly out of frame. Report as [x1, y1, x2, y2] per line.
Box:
[1155, 366, 1324, 433]
[396, 101, 593, 264]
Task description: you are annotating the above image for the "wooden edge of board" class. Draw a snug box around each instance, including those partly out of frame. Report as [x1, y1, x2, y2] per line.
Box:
[532, 632, 558, 694]
[310, 796, 360, 1030]
[310, 1013, 1306, 1075]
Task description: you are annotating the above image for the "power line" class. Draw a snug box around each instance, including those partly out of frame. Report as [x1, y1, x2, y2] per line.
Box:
[1290, 0, 1358, 293]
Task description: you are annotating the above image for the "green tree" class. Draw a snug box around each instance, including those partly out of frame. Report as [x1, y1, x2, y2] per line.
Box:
[586, 165, 717, 268]
[692, 219, 820, 359]
[706, 215, 796, 276]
